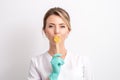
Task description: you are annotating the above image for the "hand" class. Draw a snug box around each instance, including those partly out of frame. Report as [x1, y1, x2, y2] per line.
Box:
[49, 53, 64, 80]
[51, 53, 64, 73]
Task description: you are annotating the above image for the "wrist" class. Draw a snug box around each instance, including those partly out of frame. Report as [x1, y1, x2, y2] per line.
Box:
[49, 73, 59, 80]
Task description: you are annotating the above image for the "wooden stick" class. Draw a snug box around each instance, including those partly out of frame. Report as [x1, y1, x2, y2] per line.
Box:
[56, 43, 59, 53]
[54, 35, 60, 53]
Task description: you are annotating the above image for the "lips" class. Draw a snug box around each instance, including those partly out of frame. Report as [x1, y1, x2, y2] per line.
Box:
[53, 35, 61, 43]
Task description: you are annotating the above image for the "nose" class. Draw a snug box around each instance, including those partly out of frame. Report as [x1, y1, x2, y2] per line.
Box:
[54, 27, 60, 34]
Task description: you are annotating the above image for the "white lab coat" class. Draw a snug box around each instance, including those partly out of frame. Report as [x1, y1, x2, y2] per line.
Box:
[28, 50, 93, 80]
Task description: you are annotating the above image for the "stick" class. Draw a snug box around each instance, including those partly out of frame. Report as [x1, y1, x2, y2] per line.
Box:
[56, 43, 59, 53]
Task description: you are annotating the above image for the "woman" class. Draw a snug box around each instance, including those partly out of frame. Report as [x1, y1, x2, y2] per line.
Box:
[28, 7, 93, 80]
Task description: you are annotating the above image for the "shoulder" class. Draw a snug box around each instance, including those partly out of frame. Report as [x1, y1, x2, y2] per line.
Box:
[68, 51, 90, 66]
[33, 51, 48, 59]
[69, 51, 89, 60]
[30, 51, 49, 66]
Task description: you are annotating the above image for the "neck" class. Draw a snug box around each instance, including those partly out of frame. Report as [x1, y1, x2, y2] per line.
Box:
[48, 42, 67, 59]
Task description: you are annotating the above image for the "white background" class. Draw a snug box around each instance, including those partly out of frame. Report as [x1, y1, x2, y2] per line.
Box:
[0, 0, 120, 80]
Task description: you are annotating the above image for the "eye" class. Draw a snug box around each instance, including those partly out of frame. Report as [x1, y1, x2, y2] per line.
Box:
[48, 25, 54, 28]
[60, 26, 65, 28]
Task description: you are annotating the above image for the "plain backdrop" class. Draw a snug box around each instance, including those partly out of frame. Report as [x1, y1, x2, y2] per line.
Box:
[0, 0, 120, 80]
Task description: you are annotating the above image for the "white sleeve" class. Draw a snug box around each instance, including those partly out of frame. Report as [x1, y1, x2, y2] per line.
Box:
[28, 57, 41, 80]
[83, 56, 94, 80]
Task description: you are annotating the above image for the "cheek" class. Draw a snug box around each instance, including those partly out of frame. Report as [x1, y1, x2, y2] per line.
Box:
[62, 31, 69, 39]
[44, 30, 53, 39]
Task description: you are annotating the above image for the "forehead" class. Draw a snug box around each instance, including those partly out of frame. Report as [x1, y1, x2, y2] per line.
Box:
[46, 15, 65, 24]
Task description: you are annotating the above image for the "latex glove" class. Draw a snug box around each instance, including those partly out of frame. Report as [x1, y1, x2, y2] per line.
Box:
[49, 53, 64, 80]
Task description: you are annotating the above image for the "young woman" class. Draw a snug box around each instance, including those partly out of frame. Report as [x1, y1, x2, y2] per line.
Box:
[28, 7, 93, 80]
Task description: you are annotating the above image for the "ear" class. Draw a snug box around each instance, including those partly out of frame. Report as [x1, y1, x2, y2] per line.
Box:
[43, 28, 47, 34]
[67, 29, 70, 34]
[42, 29, 47, 37]
[66, 30, 70, 38]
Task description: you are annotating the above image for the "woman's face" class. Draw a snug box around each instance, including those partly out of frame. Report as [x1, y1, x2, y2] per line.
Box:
[44, 15, 70, 44]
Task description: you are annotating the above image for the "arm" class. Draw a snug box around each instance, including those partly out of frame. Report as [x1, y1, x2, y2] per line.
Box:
[28, 57, 41, 80]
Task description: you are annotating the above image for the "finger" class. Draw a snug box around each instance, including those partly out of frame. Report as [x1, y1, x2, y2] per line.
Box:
[53, 53, 62, 57]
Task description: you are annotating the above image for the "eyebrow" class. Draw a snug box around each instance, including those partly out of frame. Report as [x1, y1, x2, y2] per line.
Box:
[49, 23, 65, 25]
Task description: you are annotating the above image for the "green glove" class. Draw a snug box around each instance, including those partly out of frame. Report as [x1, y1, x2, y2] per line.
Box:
[49, 53, 64, 80]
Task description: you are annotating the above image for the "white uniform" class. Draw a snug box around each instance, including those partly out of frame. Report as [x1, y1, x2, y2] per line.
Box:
[28, 51, 93, 80]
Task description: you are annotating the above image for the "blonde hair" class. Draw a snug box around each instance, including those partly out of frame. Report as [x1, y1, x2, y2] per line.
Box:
[43, 7, 71, 31]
